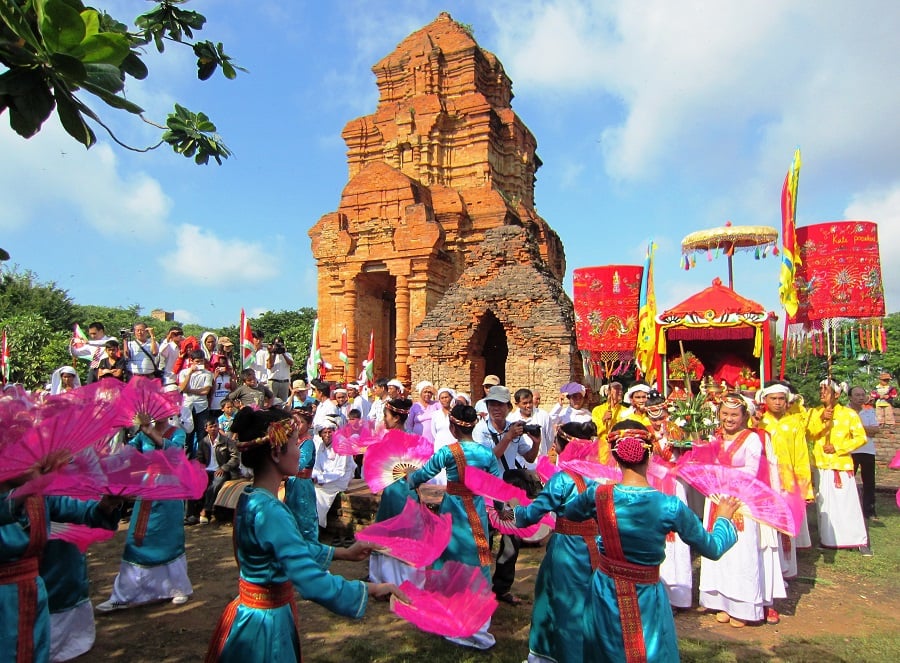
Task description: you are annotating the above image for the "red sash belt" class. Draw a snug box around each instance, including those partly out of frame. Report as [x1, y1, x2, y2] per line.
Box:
[597, 553, 660, 585]
[296, 469, 313, 479]
[133, 500, 153, 547]
[448, 445, 493, 567]
[205, 579, 299, 663]
[4, 496, 46, 663]
[832, 470, 852, 488]
[554, 517, 598, 537]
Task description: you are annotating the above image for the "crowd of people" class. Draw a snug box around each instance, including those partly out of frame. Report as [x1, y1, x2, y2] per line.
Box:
[1, 319, 894, 662]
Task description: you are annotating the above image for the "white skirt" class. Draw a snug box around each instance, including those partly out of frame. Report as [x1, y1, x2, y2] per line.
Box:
[815, 469, 868, 548]
[368, 552, 425, 588]
[107, 553, 193, 606]
[659, 481, 692, 607]
[315, 484, 343, 528]
[50, 601, 95, 662]
[795, 507, 812, 548]
[447, 617, 495, 650]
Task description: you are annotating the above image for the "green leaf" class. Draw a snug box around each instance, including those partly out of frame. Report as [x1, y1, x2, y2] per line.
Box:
[82, 62, 123, 94]
[40, 0, 86, 53]
[71, 32, 130, 65]
[197, 59, 216, 81]
[49, 52, 87, 82]
[53, 87, 95, 147]
[221, 61, 236, 80]
[80, 8, 99, 38]
[121, 52, 149, 80]
[0, 0, 44, 51]
[0, 69, 45, 96]
[8, 80, 55, 138]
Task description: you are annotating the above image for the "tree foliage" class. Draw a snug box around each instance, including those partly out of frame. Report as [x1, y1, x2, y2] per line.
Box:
[0, 312, 70, 386]
[0, 0, 244, 164]
[0, 267, 75, 329]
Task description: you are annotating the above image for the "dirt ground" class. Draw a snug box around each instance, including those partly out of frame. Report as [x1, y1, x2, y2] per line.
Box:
[82, 502, 900, 662]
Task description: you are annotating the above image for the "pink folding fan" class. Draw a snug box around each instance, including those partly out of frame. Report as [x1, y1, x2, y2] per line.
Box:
[362, 430, 435, 492]
[356, 497, 452, 567]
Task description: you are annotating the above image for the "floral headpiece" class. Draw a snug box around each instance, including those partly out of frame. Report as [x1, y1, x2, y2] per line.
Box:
[385, 402, 409, 415]
[449, 415, 476, 429]
[235, 419, 296, 452]
[607, 428, 653, 463]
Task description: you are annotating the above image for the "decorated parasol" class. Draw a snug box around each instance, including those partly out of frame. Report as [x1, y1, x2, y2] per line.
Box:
[573, 266, 643, 389]
[785, 221, 886, 364]
[681, 222, 779, 289]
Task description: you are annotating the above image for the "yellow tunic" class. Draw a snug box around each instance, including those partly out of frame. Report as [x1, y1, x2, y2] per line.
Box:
[760, 412, 814, 500]
[616, 407, 652, 429]
[806, 404, 865, 471]
[591, 402, 623, 440]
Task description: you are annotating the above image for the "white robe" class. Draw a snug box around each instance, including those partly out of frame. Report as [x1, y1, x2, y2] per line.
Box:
[312, 439, 355, 528]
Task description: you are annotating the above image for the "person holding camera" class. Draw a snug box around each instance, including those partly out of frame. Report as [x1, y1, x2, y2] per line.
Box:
[507, 388, 554, 468]
[265, 336, 294, 402]
[472, 385, 541, 606]
[123, 323, 160, 379]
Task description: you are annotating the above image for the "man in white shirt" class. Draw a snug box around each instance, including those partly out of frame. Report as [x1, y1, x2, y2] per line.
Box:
[347, 382, 371, 419]
[474, 374, 501, 418]
[553, 382, 593, 426]
[157, 326, 184, 385]
[312, 418, 356, 530]
[472, 385, 540, 605]
[123, 322, 159, 378]
[507, 388, 553, 467]
[265, 335, 293, 401]
[367, 378, 390, 426]
[312, 379, 345, 430]
[70, 321, 116, 384]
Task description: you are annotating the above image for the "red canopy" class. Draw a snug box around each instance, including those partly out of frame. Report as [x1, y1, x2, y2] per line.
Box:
[660, 277, 765, 322]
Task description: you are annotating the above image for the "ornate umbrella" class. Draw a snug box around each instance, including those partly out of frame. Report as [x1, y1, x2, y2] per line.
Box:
[681, 221, 778, 289]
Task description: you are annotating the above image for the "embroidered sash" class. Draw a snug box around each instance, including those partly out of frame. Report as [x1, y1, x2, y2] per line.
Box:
[132, 499, 153, 547]
[556, 471, 601, 570]
[296, 469, 313, 479]
[448, 443, 493, 567]
[205, 578, 299, 663]
[595, 484, 656, 663]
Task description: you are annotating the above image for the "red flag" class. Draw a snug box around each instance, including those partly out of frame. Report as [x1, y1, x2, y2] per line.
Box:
[358, 330, 375, 387]
[239, 310, 255, 370]
[0, 329, 9, 385]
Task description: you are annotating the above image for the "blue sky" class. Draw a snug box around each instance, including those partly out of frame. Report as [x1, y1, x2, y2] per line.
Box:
[2, 0, 898, 330]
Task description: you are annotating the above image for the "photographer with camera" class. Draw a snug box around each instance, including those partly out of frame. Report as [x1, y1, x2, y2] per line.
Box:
[265, 335, 294, 402]
[473, 385, 541, 606]
[122, 323, 160, 379]
[507, 388, 554, 468]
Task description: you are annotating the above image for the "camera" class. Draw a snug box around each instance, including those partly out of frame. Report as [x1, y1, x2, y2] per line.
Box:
[522, 423, 542, 436]
[119, 328, 131, 339]
[270, 341, 286, 355]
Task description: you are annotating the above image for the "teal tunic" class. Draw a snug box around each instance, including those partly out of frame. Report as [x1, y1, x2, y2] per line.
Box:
[513, 471, 594, 663]
[40, 539, 89, 613]
[218, 487, 368, 662]
[1, 496, 118, 663]
[283, 437, 318, 542]
[123, 428, 187, 566]
[407, 442, 502, 579]
[564, 485, 737, 663]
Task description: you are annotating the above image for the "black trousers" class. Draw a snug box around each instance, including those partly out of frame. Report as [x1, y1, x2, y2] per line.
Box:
[492, 533, 521, 596]
[852, 452, 877, 518]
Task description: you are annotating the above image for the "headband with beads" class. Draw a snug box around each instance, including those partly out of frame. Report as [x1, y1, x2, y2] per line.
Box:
[235, 419, 296, 452]
[448, 415, 476, 429]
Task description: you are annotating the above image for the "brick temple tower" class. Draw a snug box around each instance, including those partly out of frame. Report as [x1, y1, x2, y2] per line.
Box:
[309, 12, 579, 395]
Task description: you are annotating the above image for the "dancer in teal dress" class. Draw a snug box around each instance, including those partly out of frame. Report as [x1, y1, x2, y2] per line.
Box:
[369, 398, 421, 585]
[406, 404, 502, 650]
[563, 421, 741, 663]
[205, 407, 405, 663]
[507, 421, 599, 663]
[1, 477, 120, 663]
[282, 405, 318, 542]
[97, 418, 192, 611]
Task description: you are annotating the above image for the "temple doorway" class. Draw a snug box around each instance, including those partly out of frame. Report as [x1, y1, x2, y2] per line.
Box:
[356, 269, 396, 378]
[468, 310, 508, 391]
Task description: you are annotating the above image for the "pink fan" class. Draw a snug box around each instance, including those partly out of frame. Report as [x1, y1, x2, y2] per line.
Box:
[49, 522, 116, 553]
[486, 504, 555, 537]
[391, 561, 498, 637]
[889, 449, 900, 470]
[557, 436, 598, 463]
[676, 462, 800, 535]
[41, 446, 208, 501]
[557, 458, 621, 483]
[356, 498, 452, 567]
[462, 466, 531, 505]
[0, 402, 120, 483]
[332, 420, 379, 456]
[535, 456, 560, 483]
[109, 376, 180, 428]
[647, 455, 677, 495]
[362, 430, 435, 492]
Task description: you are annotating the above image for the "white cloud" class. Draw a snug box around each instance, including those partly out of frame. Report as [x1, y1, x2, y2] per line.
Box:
[844, 185, 900, 312]
[173, 309, 200, 324]
[161, 224, 278, 284]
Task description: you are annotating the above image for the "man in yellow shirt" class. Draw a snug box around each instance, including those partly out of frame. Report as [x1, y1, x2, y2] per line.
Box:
[806, 380, 870, 555]
[591, 381, 624, 440]
[758, 384, 814, 577]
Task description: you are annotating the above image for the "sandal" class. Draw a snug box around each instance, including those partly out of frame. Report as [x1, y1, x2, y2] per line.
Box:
[729, 617, 746, 628]
[497, 592, 523, 606]
[765, 608, 780, 625]
[715, 611, 731, 624]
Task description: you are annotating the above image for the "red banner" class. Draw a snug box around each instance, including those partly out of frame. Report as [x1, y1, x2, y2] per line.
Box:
[792, 221, 885, 322]
[573, 266, 643, 354]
